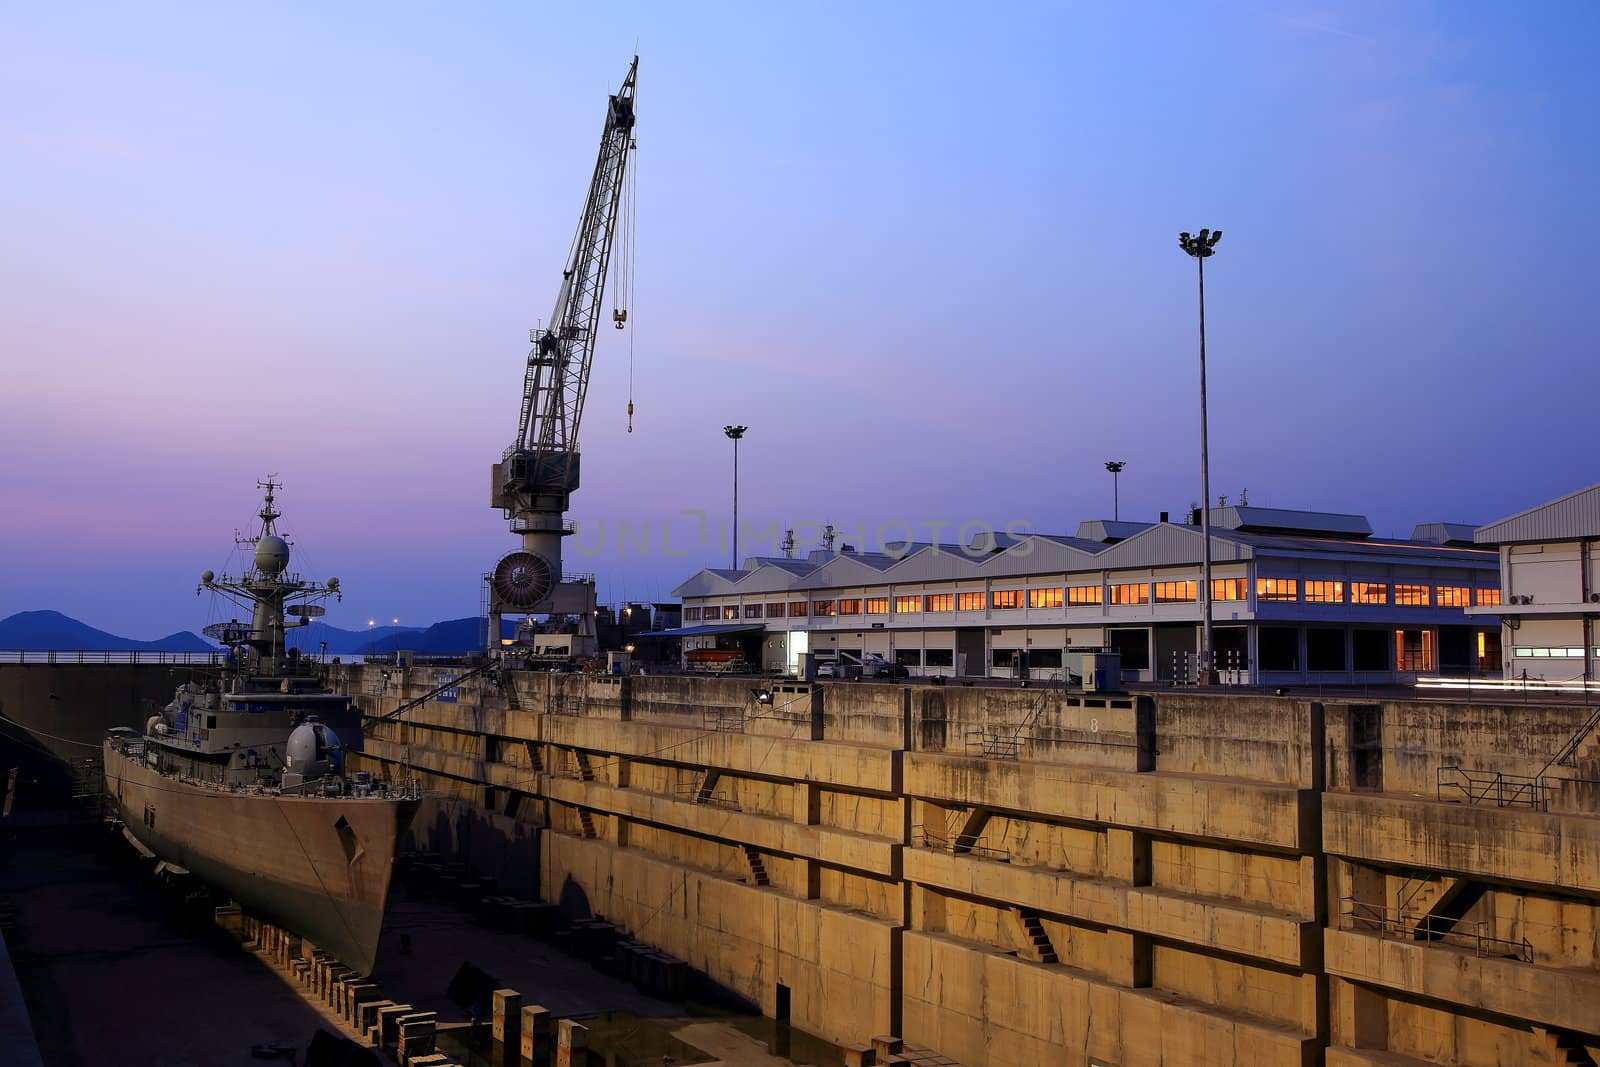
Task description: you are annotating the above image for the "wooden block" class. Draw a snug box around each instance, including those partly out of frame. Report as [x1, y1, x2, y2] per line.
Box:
[491, 988, 522, 1045]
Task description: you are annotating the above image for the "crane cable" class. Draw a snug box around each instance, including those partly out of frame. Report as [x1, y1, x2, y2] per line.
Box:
[619, 136, 638, 432]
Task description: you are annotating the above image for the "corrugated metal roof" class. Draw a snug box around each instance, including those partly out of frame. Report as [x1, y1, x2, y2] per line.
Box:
[1074, 520, 1155, 543]
[1410, 522, 1479, 546]
[1214, 506, 1372, 538]
[1476, 484, 1600, 545]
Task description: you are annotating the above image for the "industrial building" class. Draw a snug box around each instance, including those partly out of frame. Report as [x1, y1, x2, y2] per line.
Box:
[672, 506, 1502, 685]
[1471, 483, 1600, 682]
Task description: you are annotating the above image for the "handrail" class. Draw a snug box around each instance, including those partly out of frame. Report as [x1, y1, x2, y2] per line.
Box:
[1538, 704, 1600, 779]
[911, 823, 1011, 862]
[1436, 765, 1547, 810]
[0, 649, 227, 665]
[1339, 898, 1533, 963]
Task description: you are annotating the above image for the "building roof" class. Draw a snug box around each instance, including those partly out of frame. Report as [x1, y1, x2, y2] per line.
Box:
[1476, 484, 1600, 545]
[647, 622, 766, 638]
[1074, 520, 1155, 543]
[1212, 506, 1372, 538]
[1410, 522, 1480, 546]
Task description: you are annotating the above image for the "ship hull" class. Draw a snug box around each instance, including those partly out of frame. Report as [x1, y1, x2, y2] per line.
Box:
[104, 742, 417, 974]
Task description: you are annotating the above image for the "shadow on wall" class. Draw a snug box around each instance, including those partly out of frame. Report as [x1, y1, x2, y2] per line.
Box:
[558, 874, 592, 921]
[407, 797, 541, 897]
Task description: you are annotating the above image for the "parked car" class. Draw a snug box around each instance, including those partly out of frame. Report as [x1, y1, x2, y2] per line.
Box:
[814, 660, 837, 678]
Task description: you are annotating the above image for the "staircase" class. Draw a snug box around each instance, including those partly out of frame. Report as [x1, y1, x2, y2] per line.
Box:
[576, 809, 597, 839]
[1539, 1028, 1600, 1066]
[573, 751, 596, 782]
[740, 844, 770, 887]
[1012, 907, 1058, 964]
[1413, 880, 1487, 941]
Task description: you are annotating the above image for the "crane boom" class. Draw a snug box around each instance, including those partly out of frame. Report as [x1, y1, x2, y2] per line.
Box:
[487, 57, 637, 655]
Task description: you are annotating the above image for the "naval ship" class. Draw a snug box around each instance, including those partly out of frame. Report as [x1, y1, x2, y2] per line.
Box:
[103, 479, 419, 974]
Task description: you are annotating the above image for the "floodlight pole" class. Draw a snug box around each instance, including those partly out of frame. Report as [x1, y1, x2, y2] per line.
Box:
[724, 425, 747, 570]
[1105, 461, 1126, 521]
[1179, 229, 1222, 685]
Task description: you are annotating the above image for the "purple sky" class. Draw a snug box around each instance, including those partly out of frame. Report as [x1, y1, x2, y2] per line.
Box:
[3, 3, 1598, 638]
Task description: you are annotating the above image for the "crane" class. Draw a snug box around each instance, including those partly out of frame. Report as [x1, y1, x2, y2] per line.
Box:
[487, 56, 637, 658]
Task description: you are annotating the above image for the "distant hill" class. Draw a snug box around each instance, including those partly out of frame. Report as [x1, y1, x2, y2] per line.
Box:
[283, 621, 422, 656]
[0, 610, 213, 652]
[357, 617, 512, 655]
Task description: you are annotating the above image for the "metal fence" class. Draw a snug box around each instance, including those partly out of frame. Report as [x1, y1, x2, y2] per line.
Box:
[1436, 765, 1547, 809]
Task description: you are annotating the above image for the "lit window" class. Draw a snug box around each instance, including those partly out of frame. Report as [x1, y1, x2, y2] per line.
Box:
[1153, 581, 1196, 603]
[1028, 587, 1064, 609]
[894, 595, 919, 613]
[813, 600, 835, 617]
[684, 607, 701, 621]
[991, 589, 1023, 610]
[723, 606, 738, 620]
[1395, 629, 1435, 671]
[839, 599, 862, 615]
[1394, 585, 1429, 606]
[766, 602, 785, 618]
[788, 602, 808, 618]
[1256, 578, 1299, 601]
[1304, 580, 1344, 604]
[1514, 647, 1585, 659]
[1351, 582, 1388, 605]
[1067, 585, 1103, 606]
[864, 597, 889, 615]
[1211, 578, 1247, 601]
[744, 604, 762, 619]
[1434, 586, 1469, 608]
[1110, 582, 1148, 605]
[1475, 588, 1502, 607]
[957, 591, 986, 611]
[924, 593, 954, 612]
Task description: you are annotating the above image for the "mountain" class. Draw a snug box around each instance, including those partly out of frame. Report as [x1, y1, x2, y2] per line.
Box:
[356, 617, 513, 655]
[0, 610, 213, 652]
[283, 621, 423, 656]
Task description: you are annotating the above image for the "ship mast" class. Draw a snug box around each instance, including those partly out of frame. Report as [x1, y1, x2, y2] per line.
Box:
[199, 477, 341, 672]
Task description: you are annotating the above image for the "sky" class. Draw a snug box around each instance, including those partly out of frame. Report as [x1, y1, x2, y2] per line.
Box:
[2, 2, 1598, 638]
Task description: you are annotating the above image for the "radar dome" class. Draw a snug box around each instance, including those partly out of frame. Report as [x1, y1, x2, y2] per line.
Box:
[254, 535, 290, 576]
[285, 721, 343, 779]
[200, 569, 214, 585]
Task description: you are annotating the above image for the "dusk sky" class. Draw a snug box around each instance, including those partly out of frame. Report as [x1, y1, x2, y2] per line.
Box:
[3, 3, 1598, 639]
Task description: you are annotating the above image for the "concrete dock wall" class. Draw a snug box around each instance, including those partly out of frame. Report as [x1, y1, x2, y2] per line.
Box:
[342, 665, 1600, 1066]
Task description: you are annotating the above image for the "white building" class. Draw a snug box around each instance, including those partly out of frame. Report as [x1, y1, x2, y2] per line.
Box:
[672, 506, 1501, 685]
[1471, 484, 1600, 682]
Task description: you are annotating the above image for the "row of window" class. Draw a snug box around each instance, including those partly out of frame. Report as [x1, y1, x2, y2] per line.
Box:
[1512, 647, 1593, 659]
[687, 580, 1500, 620]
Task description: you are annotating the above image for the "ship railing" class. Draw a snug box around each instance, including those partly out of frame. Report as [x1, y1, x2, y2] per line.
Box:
[0, 650, 227, 665]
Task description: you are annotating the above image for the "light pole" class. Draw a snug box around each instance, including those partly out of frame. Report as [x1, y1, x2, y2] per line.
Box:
[1179, 228, 1221, 684]
[392, 616, 400, 660]
[1104, 461, 1126, 521]
[723, 425, 747, 570]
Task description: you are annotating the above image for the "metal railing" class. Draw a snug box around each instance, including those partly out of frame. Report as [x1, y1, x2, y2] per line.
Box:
[0, 650, 227, 665]
[964, 728, 1021, 760]
[702, 709, 746, 733]
[671, 785, 741, 811]
[1436, 765, 1547, 809]
[1341, 898, 1533, 963]
[911, 823, 1011, 862]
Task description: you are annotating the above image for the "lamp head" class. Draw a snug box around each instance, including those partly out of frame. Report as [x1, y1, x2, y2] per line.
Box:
[1105, 460, 1126, 475]
[1179, 228, 1222, 259]
[723, 425, 747, 441]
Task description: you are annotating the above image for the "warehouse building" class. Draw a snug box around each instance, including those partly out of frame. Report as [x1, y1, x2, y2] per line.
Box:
[1470, 483, 1600, 682]
[672, 506, 1501, 685]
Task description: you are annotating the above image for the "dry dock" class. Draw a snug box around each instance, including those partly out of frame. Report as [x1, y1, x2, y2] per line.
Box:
[344, 667, 1600, 1067]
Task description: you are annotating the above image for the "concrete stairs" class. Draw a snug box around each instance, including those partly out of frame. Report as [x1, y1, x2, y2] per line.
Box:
[523, 740, 543, 773]
[1413, 879, 1486, 941]
[1538, 1027, 1600, 1066]
[573, 751, 596, 782]
[1011, 907, 1058, 965]
[576, 809, 597, 839]
[740, 844, 771, 887]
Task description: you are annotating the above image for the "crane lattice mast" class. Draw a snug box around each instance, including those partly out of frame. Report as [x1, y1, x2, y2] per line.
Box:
[487, 57, 637, 655]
